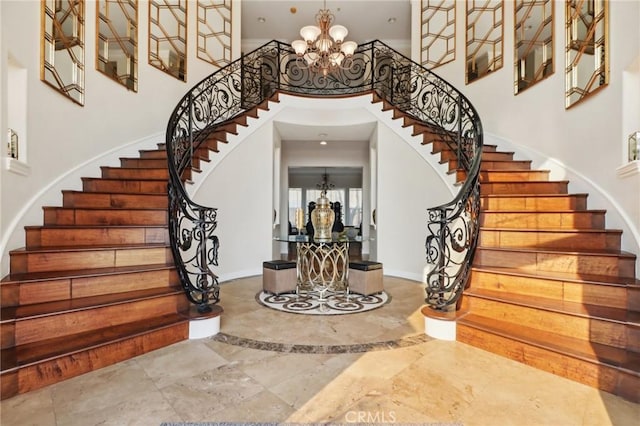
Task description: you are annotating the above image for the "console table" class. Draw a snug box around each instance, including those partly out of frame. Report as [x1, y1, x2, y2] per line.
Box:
[275, 236, 363, 300]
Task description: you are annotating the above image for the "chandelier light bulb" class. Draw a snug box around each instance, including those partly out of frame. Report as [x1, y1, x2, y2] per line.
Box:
[291, 2, 357, 75]
[300, 25, 321, 43]
[329, 25, 348, 43]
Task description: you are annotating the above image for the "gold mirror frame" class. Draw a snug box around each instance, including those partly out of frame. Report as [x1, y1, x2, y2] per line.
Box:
[148, 0, 187, 81]
[420, 0, 456, 69]
[565, 0, 608, 109]
[96, 0, 138, 91]
[41, 0, 85, 105]
[465, 0, 504, 84]
[197, 0, 232, 67]
[514, 0, 554, 94]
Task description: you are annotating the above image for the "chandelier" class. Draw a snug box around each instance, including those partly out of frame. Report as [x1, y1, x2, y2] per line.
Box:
[291, 1, 358, 76]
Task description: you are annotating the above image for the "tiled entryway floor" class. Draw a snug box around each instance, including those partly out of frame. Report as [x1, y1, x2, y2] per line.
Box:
[2, 276, 638, 425]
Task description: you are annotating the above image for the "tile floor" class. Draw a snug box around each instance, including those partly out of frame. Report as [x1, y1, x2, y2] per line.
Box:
[1, 276, 638, 425]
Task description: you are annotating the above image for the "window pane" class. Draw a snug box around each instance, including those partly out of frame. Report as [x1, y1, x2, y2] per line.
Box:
[349, 188, 363, 226]
[288, 188, 302, 224]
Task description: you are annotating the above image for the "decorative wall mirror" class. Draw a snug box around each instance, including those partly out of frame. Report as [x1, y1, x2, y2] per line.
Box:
[97, 0, 138, 91]
[565, 0, 608, 109]
[514, 0, 553, 94]
[148, 0, 187, 81]
[420, 0, 456, 69]
[465, 0, 503, 84]
[41, 0, 85, 105]
[197, 0, 232, 67]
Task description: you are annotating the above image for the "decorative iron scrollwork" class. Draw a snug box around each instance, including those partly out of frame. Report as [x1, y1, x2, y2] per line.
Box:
[166, 40, 482, 312]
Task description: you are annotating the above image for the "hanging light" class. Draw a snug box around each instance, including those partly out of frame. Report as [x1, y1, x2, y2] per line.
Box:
[291, 1, 358, 76]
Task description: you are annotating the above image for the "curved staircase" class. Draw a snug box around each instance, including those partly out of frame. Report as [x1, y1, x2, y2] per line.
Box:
[375, 95, 640, 403]
[0, 98, 274, 400]
[2, 88, 638, 405]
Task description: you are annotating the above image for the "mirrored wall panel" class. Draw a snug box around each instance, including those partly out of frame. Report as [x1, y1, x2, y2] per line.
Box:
[565, 0, 608, 109]
[149, 0, 187, 81]
[466, 0, 503, 84]
[97, 0, 138, 91]
[420, 0, 456, 69]
[41, 0, 85, 105]
[197, 0, 232, 67]
[514, 0, 553, 94]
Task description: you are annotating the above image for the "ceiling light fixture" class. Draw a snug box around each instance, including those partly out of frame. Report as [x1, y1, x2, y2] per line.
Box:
[320, 140, 328, 145]
[291, 0, 358, 76]
[257, 17, 266, 23]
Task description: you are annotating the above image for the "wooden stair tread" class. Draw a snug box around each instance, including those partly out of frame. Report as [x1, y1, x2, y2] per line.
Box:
[477, 245, 637, 258]
[471, 265, 640, 287]
[42, 206, 168, 212]
[480, 227, 621, 234]
[25, 224, 168, 230]
[1, 287, 182, 321]
[458, 313, 640, 375]
[1, 263, 175, 284]
[464, 287, 632, 323]
[10, 243, 168, 254]
[481, 209, 607, 213]
[0, 313, 188, 372]
[481, 193, 589, 198]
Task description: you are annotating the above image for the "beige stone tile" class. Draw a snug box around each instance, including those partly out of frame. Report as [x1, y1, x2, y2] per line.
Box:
[331, 393, 442, 424]
[582, 388, 640, 426]
[54, 386, 181, 426]
[49, 359, 154, 415]
[134, 340, 228, 388]
[212, 390, 295, 423]
[237, 351, 330, 388]
[159, 364, 265, 421]
[343, 345, 425, 380]
[269, 353, 362, 409]
[0, 387, 56, 426]
[286, 374, 392, 423]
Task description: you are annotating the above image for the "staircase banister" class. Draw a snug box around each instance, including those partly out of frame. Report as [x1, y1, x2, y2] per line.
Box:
[165, 39, 483, 313]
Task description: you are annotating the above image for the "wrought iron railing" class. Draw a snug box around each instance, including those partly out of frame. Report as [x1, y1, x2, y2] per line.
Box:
[166, 40, 482, 313]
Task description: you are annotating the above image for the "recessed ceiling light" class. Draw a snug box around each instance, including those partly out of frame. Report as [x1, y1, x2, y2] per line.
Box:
[388, 17, 397, 24]
[257, 17, 266, 23]
[320, 140, 328, 146]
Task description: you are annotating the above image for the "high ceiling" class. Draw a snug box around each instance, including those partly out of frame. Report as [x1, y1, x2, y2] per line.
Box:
[240, 0, 411, 49]
[240, 1, 411, 143]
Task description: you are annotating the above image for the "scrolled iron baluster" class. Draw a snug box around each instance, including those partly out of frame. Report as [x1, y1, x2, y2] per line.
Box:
[166, 40, 483, 313]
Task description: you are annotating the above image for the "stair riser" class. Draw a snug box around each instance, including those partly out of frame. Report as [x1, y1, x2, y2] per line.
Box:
[63, 192, 167, 209]
[26, 227, 169, 248]
[12, 293, 188, 346]
[474, 249, 636, 278]
[102, 168, 169, 180]
[481, 182, 568, 195]
[479, 171, 550, 182]
[10, 247, 172, 274]
[432, 140, 498, 153]
[468, 270, 628, 309]
[480, 212, 605, 229]
[82, 179, 167, 194]
[138, 150, 166, 159]
[120, 159, 168, 168]
[480, 196, 588, 211]
[1, 269, 179, 307]
[479, 229, 621, 251]
[0, 322, 189, 400]
[440, 150, 515, 162]
[457, 324, 640, 403]
[43, 209, 167, 226]
[465, 297, 627, 348]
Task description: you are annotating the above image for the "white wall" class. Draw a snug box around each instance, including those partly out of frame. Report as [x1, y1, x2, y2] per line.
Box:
[411, 0, 640, 262]
[0, 0, 241, 275]
[191, 122, 275, 282]
[375, 121, 452, 281]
